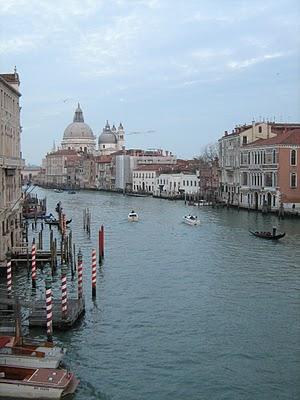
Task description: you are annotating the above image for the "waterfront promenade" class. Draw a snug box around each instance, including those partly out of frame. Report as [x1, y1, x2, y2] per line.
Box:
[4, 187, 300, 400]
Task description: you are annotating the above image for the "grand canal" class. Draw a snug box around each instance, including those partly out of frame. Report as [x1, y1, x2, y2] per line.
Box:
[7, 188, 300, 399]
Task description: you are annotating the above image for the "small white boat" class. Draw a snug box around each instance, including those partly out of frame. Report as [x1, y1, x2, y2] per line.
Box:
[128, 210, 139, 222]
[53, 189, 63, 193]
[183, 215, 200, 226]
[0, 365, 79, 399]
[0, 336, 66, 369]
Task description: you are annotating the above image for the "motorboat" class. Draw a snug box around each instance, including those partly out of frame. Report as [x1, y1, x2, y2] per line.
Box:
[128, 210, 139, 222]
[0, 336, 66, 369]
[0, 365, 78, 399]
[53, 189, 63, 193]
[183, 215, 200, 226]
[249, 230, 285, 240]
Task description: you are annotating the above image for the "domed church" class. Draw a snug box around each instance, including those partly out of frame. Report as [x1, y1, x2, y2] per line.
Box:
[98, 121, 125, 155]
[61, 103, 96, 152]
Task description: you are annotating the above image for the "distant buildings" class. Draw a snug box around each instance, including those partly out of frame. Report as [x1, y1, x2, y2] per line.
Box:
[0, 69, 24, 267]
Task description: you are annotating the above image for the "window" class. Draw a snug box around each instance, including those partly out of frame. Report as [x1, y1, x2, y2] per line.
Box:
[242, 172, 247, 186]
[258, 126, 262, 133]
[290, 173, 297, 188]
[272, 149, 276, 164]
[183, 180, 185, 186]
[242, 136, 247, 145]
[291, 149, 296, 166]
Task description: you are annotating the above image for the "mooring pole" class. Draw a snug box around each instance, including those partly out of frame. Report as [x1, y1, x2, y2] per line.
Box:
[6, 254, 12, 296]
[92, 249, 97, 299]
[98, 228, 102, 264]
[31, 239, 37, 288]
[61, 263, 68, 319]
[100, 225, 104, 258]
[77, 249, 83, 300]
[45, 275, 53, 343]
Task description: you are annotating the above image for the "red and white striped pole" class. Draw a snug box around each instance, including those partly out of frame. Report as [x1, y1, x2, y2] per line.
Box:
[61, 264, 68, 318]
[31, 239, 37, 288]
[92, 249, 97, 298]
[7, 255, 12, 296]
[77, 249, 83, 299]
[45, 275, 53, 342]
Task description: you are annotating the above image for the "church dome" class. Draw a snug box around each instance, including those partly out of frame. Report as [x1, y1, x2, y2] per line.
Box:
[63, 104, 94, 139]
[98, 120, 117, 145]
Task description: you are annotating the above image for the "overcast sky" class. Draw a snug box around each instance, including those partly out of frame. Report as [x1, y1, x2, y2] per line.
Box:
[1, 0, 299, 164]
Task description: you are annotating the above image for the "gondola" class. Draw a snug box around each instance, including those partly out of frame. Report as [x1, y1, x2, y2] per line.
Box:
[45, 218, 72, 226]
[249, 230, 285, 240]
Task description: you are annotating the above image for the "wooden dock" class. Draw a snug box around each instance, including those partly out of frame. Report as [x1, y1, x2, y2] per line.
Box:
[29, 298, 85, 330]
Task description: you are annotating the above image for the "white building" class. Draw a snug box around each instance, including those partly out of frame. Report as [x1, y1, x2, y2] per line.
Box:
[154, 172, 199, 197]
[132, 165, 162, 193]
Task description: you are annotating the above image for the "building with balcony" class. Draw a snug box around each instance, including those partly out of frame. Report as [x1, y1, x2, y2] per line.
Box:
[219, 121, 300, 206]
[0, 69, 24, 266]
[240, 128, 300, 211]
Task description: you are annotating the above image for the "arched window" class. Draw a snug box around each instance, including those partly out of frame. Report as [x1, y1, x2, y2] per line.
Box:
[258, 126, 262, 133]
[291, 149, 296, 166]
[272, 149, 276, 164]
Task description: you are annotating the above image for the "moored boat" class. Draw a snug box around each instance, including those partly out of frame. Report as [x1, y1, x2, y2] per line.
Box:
[44, 218, 72, 226]
[128, 210, 139, 222]
[183, 215, 200, 226]
[0, 365, 78, 399]
[0, 336, 66, 369]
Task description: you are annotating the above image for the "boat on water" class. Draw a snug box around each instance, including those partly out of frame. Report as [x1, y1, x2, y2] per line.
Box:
[53, 189, 63, 193]
[183, 215, 200, 226]
[44, 218, 72, 226]
[0, 365, 78, 399]
[249, 230, 285, 240]
[0, 336, 65, 369]
[67, 190, 76, 194]
[128, 210, 139, 222]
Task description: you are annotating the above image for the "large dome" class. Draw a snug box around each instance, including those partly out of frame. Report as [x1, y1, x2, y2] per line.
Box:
[64, 122, 94, 139]
[63, 104, 94, 139]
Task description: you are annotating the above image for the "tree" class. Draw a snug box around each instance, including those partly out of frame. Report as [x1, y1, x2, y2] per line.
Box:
[194, 142, 218, 165]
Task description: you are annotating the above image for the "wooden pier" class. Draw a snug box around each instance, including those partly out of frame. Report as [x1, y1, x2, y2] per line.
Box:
[29, 298, 85, 330]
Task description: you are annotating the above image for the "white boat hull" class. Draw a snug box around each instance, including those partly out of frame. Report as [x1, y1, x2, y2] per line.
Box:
[0, 354, 61, 368]
[0, 381, 64, 399]
[183, 217, 200, 226]
[128, 216, 138, 222]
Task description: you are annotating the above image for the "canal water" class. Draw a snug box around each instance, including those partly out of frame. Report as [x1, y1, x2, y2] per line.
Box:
[7, 188, 300, 399]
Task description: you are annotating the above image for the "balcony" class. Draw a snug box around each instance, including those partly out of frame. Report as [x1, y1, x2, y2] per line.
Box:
[0, 155, 25, 168]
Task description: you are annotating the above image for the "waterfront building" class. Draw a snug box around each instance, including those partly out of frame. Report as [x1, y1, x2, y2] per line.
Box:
[240, 128, 300, 211]
[95, 155, 114, 190]
[0, 69, 24, 267]
[154, 172, 199, 197]
[98, 121, 125, 155]
[21, 165, 42, 185]
[44, 149, 77, 187]
[218, 121, 300, 207]
[61, 104, 96, 153]
[133, 164, 164, 193]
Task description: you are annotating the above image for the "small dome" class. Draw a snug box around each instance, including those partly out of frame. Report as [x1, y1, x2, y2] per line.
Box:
[98, 131, 117, 145]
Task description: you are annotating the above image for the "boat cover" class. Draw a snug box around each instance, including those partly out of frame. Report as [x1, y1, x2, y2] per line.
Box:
[0, 337, 11, 348]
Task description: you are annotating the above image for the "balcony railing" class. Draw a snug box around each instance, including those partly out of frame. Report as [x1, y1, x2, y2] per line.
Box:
[0, 155, 25, 168]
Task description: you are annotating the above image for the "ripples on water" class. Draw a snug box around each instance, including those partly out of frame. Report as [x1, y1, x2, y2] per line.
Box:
[7, 189, 300, 400]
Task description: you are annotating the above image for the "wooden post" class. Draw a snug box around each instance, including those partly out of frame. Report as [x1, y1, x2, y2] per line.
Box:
[100, 225, 104, 258]
[45, 275, 53, 342]
[92, 249, 96, 298]
[98, 228, 102, 264]
[77, 249, 83, 299]
[61, 264, 68, 319]
[26, 246, 30, 278]
[31, 239, 37, 288]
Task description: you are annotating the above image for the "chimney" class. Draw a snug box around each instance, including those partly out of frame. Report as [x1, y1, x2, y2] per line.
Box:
[224, 130, 228, 136]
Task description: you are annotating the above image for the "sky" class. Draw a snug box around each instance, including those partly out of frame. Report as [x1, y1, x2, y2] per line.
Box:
[1, 0, 300, 165]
